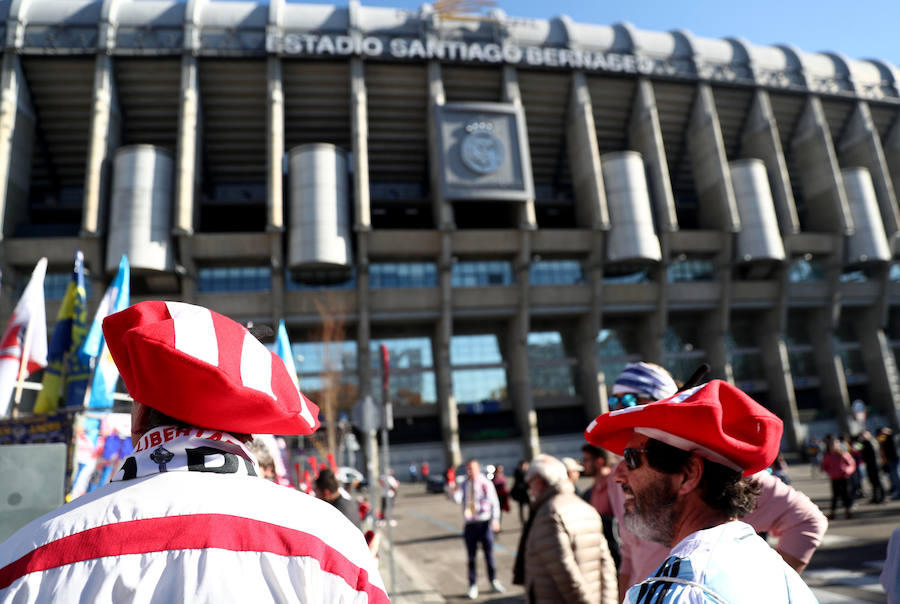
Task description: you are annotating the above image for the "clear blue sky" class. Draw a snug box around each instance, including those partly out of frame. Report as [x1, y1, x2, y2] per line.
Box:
[352, 0, 900, 66]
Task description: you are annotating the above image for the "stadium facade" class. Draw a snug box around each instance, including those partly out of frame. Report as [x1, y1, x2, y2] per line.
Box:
[2, 0, 900, 469]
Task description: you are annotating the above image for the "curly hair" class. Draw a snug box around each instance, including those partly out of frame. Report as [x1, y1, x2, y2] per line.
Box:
[646, 438, 760, 517]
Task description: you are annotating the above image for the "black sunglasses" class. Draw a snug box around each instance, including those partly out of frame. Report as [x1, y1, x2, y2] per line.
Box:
[608, 393, 641, 410]
[623, 447, 648, 471]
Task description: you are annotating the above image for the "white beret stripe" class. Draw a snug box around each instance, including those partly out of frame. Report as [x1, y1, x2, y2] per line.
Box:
[241, 331, 276, 400]
[166, 301, 219, 366]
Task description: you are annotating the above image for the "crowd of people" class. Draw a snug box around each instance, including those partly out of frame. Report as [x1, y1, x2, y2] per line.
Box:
[0, 300, 896, 603]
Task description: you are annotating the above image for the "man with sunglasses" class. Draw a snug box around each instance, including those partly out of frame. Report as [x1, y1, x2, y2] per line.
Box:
[586, 379, 817, 602]
[600, 363, 826, 600]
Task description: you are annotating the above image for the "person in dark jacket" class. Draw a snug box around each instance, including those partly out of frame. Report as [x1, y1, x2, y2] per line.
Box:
[315, 469, 362, 530]
[858, 430, 885, 503]
[510, 460, 531, 523]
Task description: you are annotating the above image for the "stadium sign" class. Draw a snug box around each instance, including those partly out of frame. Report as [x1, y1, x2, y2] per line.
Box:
[266, 33, 675, 77]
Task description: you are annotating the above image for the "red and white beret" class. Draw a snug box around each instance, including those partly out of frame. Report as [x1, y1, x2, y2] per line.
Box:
[103, 301, 320, 435]
[585, 379, 782, 475]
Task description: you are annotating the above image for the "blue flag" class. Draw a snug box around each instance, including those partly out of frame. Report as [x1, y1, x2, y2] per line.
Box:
[81, 256, 130, 409]
[276, 319, 300, 389]
[34, 251, 88, 413]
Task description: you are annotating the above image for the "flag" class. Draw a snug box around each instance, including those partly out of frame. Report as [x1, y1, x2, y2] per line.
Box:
[81, 256, 130, 409]
[275, 319, 300, 388]
[34, 251, 89, 413]
[0, 258, 48, 417]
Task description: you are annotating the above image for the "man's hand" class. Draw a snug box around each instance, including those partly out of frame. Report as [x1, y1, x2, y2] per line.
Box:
[491, 520, 500, 533]
[777, 549, 807, 573]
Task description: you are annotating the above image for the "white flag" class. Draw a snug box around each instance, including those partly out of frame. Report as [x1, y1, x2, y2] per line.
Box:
[0, 258, 48, 416]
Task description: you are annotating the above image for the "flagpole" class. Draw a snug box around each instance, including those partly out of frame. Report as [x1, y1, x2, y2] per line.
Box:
[13, 310, 36, 414]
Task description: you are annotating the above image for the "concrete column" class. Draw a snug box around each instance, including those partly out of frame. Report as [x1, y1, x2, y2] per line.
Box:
[82, 53, 120, 238]
[687, 84, 739, 231]
[174, 54, 200, 235]
[702, 237, 733, 381]
[576, 232, 606, 420]
[269, 231, 284, 321]
[838, 102, 900, 243]
[885, 117, 900, 229]
[0, 53, 35, 241]
[502, 66, 536, 228]
[792, 96, 852, 234]
[567, 72, 608, 230]
[351, 58, 371, 230]
[266, 56, 284, 230]
[758, 308, 803, 450]
[856, 309, 900, 430]
[427, 61, 454, 230]
[809, 305, 852, 433]
[506, 232, 539, 459]
[434, 233, 461, 468]
[628, 79, 677, 233]
[740, 90, 800, 236]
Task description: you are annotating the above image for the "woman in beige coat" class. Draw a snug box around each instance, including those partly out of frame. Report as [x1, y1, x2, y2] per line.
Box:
[513, 454, 617, 603]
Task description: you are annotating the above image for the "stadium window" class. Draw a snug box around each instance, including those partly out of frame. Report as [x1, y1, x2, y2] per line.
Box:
[370, 263, 438, 288]
[787, 256, 825, 282]
[369, 337, 436, 406]
[450, 334, 507, 406]
[451, 261, 514, 287]
[530, 260, 584, 286]
[527, 331, 576, 397]
[42, 272, 93, 301]
[197, 266, 270, 293]
[667, 256, 715, 283]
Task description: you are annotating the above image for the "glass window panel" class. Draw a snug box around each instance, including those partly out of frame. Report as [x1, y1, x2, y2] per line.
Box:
[667, 258, 714, 282]
[293, 340, 358, 375]
[197, 266, 270, 293]
[891, 264, 900, 282]
[370, 337, 433, 368]
[370, 262, 438, 288]
[888, 308, 900, 341]
[787, 258, 825, 282]
[530, 260, 584, 286]
[530, 365, 575, 397]
[451, 261, 513, 287]
[450, 334, 503, 365]
[839, 348, 866, 380]
[785, 312, 811, 346]
[664, 353, 706, 385]
[527, 332, 566, 358]
[834, 315, 856, 343]
[788, 349, 817, 378]
[452, 368, 507, 404]
[372, 370, 437, 406]
[596, 325, 640, 357]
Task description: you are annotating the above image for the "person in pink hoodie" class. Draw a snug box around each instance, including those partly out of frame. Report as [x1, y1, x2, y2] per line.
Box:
[600, 362, 828, 600]
[821, 433, 857, 520]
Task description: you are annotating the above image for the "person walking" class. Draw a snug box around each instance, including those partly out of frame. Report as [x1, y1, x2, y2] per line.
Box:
[513, 454, 617, 604]
[879, 427, 900, 499]
[449, 459, 505, 599]
[822, 434, 856, 520]
[510, 460, 531, 523]
[0, 301, 387, 603]
[858, 430, 886, 503]
[492, 464, 511, 523]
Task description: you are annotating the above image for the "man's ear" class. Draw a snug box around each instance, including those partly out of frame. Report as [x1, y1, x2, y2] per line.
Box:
[677, 454, 704, 495]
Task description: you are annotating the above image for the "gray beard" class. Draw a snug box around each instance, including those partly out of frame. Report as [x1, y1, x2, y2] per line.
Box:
[623, 502, 676, 546]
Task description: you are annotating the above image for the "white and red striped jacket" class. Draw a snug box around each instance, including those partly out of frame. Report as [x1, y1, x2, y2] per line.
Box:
[0, 429, 388, 603]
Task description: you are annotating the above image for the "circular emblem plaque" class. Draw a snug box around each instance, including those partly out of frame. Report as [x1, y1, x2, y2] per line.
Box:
[461, 130, 505, 175]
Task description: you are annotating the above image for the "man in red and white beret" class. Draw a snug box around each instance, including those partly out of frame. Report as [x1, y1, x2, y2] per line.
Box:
[585, 379, 817, 603]
[0, 301, 388, 603]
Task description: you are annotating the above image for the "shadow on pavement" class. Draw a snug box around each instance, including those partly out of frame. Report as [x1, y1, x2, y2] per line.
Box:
[395, 533, 461, 546]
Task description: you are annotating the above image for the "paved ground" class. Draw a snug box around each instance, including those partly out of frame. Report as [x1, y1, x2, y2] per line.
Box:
[376, 462, 897, 603]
